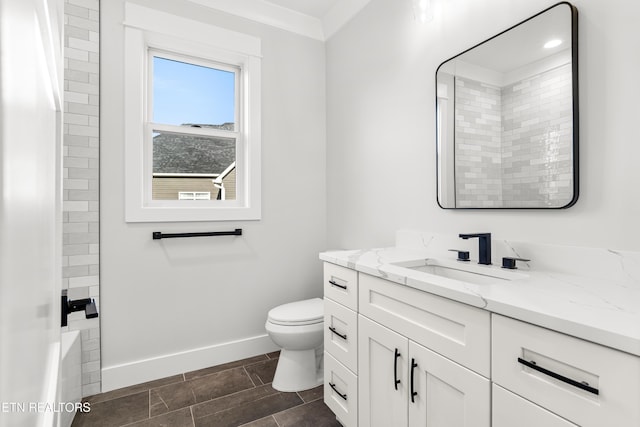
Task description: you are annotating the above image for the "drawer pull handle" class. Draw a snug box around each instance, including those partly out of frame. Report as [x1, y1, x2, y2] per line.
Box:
[329, 326, 347, 340]
[394, 348, 401, 390]
[329, 280, 347, 290]
[410, 358, 418, 403]
[517, 358, 599, 395]
[329, 382, 347, 401]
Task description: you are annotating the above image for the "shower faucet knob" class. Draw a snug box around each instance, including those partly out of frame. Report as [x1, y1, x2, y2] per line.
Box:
[61, 290, 99, 327]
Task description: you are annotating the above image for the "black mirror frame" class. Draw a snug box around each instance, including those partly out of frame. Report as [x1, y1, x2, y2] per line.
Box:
[435, 2, 579, 210]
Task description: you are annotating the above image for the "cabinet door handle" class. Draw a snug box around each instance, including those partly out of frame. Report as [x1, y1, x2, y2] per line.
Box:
[394, 348, 401, 390]
[410, 358, 418, 403]
[517, 358, 599, 395]
[329, 382, 347, 401]
[329, 326, 347, 340]
[329, 280, 347, 290]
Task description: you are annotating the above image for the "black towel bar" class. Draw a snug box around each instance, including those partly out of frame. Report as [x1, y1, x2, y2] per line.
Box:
[152, 229, 242, 240]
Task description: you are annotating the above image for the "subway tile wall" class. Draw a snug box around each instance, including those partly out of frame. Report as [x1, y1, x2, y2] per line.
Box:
[62, 0, 101, 397]
[454, 78, 503, 208]
[454, 64, 573, 208]
[501, 64, 573, 207]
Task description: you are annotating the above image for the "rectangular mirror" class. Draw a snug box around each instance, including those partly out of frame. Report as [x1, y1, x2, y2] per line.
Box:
[436, 2, 578, 209]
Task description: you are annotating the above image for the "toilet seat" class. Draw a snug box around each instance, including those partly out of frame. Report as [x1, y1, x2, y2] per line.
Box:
[267, 298, 323, 326]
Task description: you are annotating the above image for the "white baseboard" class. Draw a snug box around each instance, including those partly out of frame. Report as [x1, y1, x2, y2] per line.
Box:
[101, 334, 279, 393]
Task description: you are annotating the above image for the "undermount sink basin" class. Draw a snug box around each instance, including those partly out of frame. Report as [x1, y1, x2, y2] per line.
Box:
[391, 258, 528, 285]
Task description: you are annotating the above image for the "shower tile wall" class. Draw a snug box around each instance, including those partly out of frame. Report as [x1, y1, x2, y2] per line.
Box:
[455, 63, 572, 207]
[454, 78, 502, 207]
[63, 0, 101, 397]
[501, 64, 573, 207]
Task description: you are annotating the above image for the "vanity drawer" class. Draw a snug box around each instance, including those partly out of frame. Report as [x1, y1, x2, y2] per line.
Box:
[324, 298, 357, 373]
[358, 273, 490, 377]
[492, 314, 640, 427]
[324, 352, 357, 427]
[323, 262, 358, 310]
[493, 384, 578, 427]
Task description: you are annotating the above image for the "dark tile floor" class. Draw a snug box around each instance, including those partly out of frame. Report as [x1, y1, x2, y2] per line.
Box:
[72, 352, 341, 427]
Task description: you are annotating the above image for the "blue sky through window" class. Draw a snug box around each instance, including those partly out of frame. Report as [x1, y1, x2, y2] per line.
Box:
[153, 56, 235, 127]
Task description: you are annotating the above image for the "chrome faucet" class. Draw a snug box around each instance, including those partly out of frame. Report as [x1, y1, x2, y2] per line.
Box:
[459, 233, 492, 265]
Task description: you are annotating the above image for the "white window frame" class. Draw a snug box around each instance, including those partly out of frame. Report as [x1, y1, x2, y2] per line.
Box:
[179, 192, 211, 201]
[123, 3, 261, 222]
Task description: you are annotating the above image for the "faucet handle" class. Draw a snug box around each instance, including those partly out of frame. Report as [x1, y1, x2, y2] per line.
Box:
[448, 249, 470, 261]
[85, 301, 99, 319]
[502, 257, 530, 269]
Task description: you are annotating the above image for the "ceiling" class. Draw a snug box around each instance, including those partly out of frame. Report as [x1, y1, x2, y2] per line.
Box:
[188, 0, 370, 41]
[457, 3, 572, 73]
[265, 0, 341, 19]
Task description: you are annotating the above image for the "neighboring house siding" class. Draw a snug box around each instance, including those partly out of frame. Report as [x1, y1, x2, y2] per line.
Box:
[152, 177, 221, 200]
[222, 168, 236, 200]
[152, 166, 236, 200]
[151, 165, 236, 200]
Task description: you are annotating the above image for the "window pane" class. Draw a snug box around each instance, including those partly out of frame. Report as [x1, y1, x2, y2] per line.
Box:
[152, 56, 235, 128]
[152, 130, 236, 201]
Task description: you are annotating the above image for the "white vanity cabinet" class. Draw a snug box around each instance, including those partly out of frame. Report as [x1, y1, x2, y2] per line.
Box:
[322, 261, 640, 427]
[359, 315, 490, 427]
[323, 263, 359, 427]
[357, 273, 491, 427]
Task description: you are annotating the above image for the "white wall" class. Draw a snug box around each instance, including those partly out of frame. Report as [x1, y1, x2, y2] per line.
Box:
[326, 0, 640, 251]
[101, 0, 326, 390]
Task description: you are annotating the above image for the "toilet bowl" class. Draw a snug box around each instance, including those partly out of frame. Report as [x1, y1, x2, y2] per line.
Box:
[265, 298, 324, 392]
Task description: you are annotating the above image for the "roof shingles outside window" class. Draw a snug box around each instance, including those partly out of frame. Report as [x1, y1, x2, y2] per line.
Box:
[152, 123, 236, 200]
[153, 123, 235, 175]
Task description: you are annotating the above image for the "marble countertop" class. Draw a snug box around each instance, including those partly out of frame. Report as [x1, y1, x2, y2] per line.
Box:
[320, 241, 640, 357]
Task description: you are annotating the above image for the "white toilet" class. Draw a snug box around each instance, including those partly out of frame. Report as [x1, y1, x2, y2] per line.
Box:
[265, 298, 324, 392]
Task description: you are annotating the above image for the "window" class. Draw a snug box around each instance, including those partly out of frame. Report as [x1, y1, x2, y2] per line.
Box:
[150, 53, 238, 202]
[124, 3, 261, 222]
[178, 192, 211, 200]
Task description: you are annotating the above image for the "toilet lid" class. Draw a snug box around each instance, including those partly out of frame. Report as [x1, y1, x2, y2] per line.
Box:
[267, 298, 323, 326]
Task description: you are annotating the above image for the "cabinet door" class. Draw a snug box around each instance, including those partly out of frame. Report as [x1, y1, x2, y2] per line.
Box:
[359, 315, 408, 427]
[408, 341, 490, 427]
[493, 384, 578, 427]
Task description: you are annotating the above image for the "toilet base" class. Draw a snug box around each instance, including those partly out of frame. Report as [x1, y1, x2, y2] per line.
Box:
[272, 347, 323, 392]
